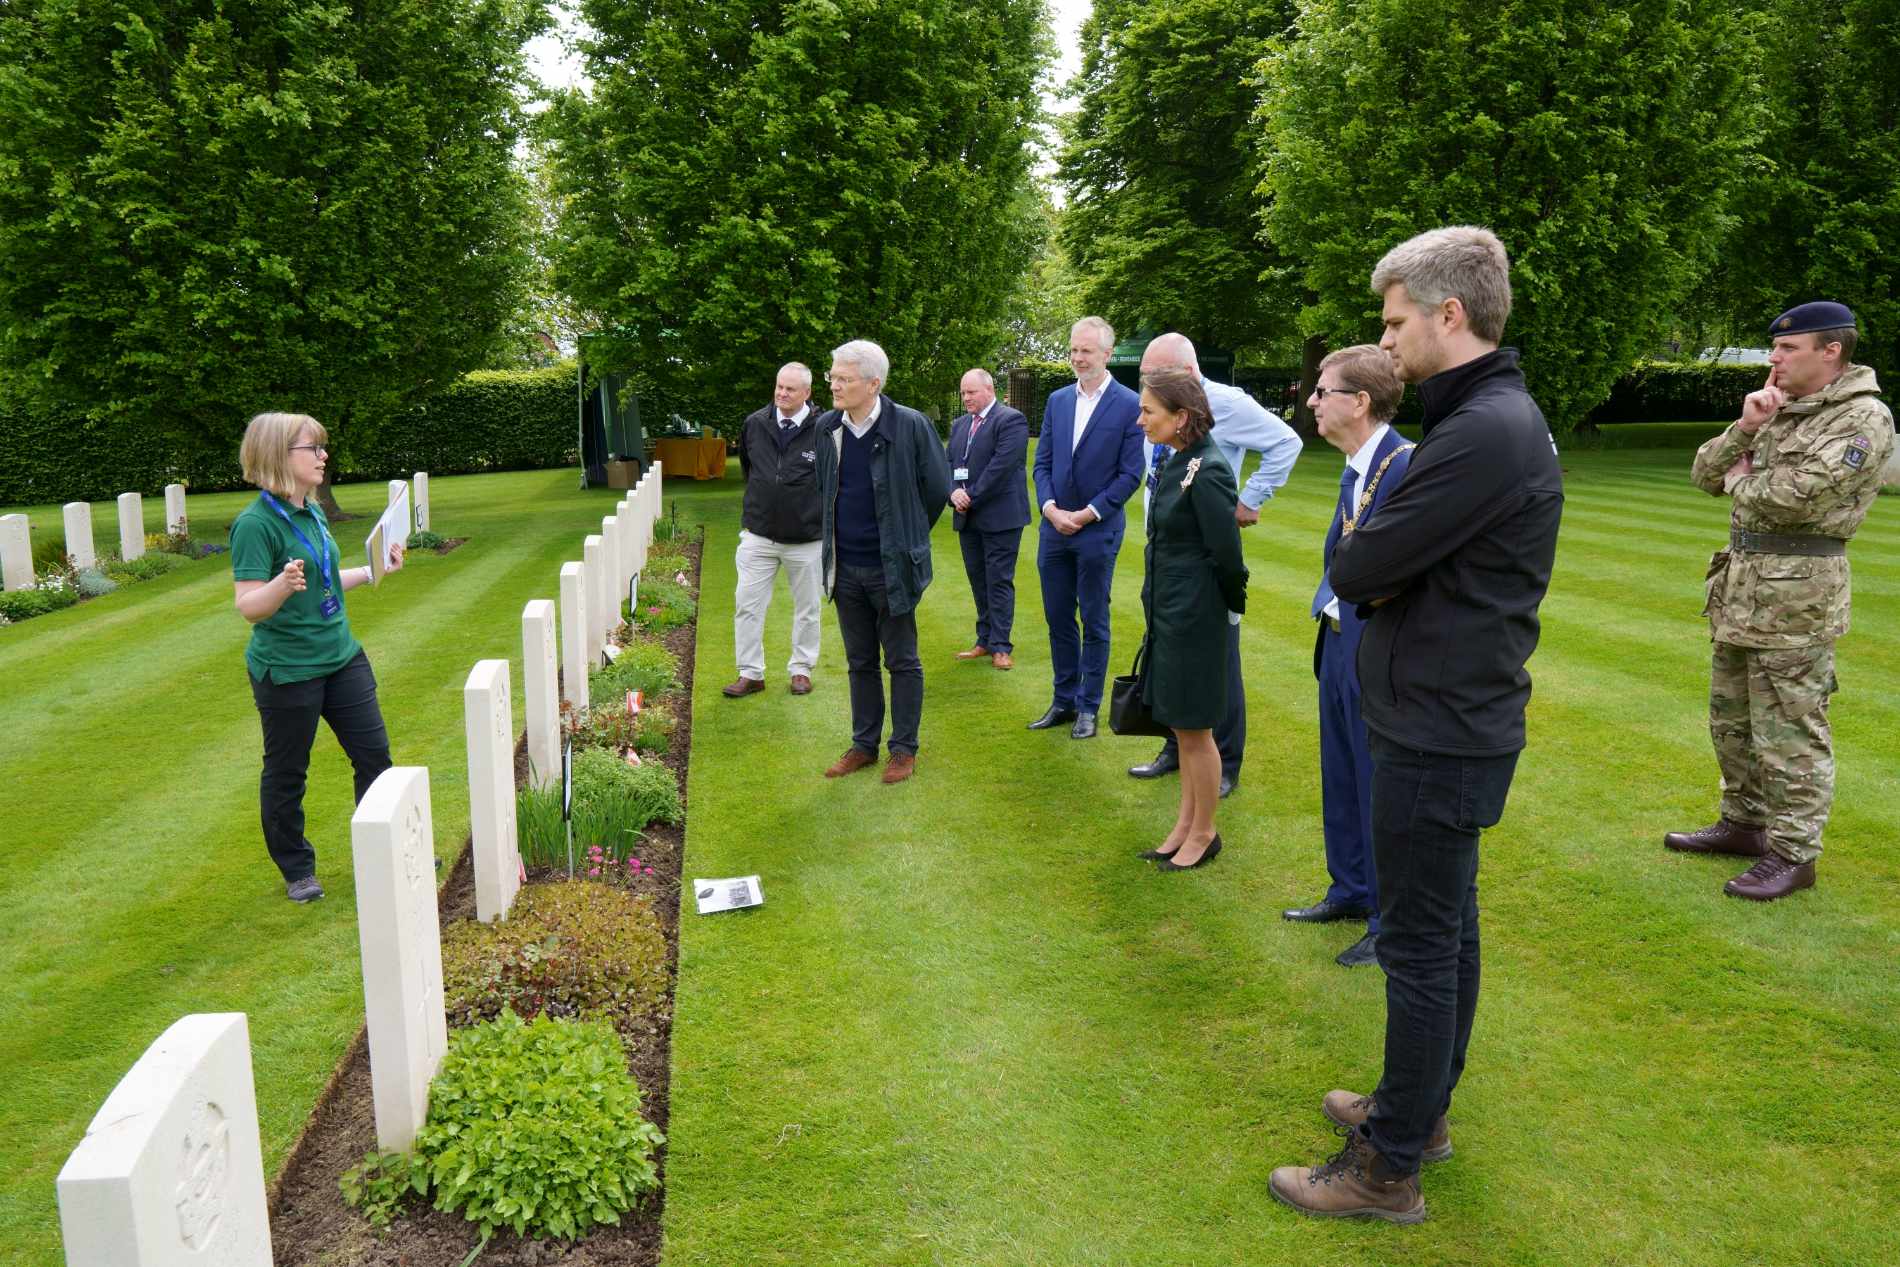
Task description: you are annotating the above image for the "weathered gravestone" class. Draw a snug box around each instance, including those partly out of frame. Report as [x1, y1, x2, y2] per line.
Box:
[62, 503, 97, 571]
[413, 471, 430, 532]
[2, 514, 34, 591]
[522, 600, 559, 791]
[583, 534, 606, 664]
[350, 766, 448, 1152]
[117, 493, 145, 562]
[465, 658, 522, 923]
[55, 1012, 273, 1266]
[560, 562, 587, 711]
[163, 484, 187, 536]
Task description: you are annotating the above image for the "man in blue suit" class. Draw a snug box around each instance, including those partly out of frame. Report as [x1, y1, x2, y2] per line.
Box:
[947, 368, 1031, 670]
[1028, 316, 1146, 739]
[1285, 345, 1413, 968]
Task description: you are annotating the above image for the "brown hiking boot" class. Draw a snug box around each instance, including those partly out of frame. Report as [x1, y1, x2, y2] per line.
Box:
[881, 753, 916, 784]
[1321, 1090, 1451, 1163]
[824, 748, 876, 778]
[1270, 1126, 1425, 1224]
[1724, 854, 1815, 901]
[1664, 818, 1768, 857]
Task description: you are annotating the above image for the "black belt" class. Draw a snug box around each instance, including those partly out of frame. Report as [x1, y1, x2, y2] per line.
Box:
[1730, 528, 1847, 557]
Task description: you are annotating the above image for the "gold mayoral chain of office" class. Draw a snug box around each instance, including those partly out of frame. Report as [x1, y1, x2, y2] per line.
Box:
[1338, 444, 1416, 535]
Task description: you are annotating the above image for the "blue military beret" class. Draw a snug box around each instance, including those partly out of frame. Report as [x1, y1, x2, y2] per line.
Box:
[1768, 301, 1856, 338]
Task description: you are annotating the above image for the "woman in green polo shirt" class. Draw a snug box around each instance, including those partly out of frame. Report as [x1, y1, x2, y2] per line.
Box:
[231, 412, 405, 903]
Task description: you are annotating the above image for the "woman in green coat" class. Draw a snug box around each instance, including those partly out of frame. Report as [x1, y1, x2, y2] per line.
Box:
[1137, 368, 1249, 870]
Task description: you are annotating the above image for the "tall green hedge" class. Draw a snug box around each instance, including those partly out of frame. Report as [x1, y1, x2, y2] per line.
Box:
[1584, 361, 1765, 425]
[0, 366, 578, 504]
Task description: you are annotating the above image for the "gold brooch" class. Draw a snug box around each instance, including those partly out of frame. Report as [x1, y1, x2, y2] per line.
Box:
[1180, 457, 1201, 489]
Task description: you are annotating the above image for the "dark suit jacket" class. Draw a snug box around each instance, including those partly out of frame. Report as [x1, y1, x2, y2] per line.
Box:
[947, 403, 1031, 534]
[1032, 378, 1144, 537]
[1314, 425, 1414, 677]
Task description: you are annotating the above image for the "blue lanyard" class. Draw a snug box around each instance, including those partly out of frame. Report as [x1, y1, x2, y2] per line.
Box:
[259, 492, 333, 592]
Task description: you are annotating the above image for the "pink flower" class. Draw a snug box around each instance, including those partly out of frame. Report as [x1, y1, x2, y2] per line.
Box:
[587, 867, 600, 877]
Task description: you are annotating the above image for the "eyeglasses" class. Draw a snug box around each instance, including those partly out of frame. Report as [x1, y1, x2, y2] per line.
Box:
[1312, 387, 1363, 401]
[824, 372, 860, 387]
[290, 443, 328, 455]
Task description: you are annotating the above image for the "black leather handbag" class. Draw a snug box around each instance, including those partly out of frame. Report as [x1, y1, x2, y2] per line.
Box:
[1109, 637, 1169, 738]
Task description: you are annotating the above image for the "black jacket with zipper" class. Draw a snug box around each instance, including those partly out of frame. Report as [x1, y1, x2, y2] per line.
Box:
[814, 396, 952, 616]
[1330, 348, 1563, 757]
[737, 404, 823, 543]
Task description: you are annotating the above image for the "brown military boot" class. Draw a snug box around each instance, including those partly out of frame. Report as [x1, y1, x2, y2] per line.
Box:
[1724, 854, 1815, 901]
[1664, 818, 1769, 857]
[1321, 1090, 1451, 1163]
[1270, 1126, 1425, 1224]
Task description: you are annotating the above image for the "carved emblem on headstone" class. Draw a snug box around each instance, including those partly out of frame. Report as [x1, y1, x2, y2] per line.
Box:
[174, 1098, 229, 1250]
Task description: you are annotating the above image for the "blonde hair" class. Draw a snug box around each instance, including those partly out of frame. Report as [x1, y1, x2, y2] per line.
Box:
[240, 412, 326, 495]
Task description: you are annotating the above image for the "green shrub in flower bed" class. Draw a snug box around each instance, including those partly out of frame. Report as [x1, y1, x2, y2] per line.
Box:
[591, 637, 681, 705]
[341, 1010, 663, 1240]
[573, 745, 682, 835]
[0, 582, 77, 622]
[643, 547, 692, 582]
[406, 529, 447, 550]
[439, 880, 670, 1035]
[632, 575, 695, 632]
[104, 551, 188, 583]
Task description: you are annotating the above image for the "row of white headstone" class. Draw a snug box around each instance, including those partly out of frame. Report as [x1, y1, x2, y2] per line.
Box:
[54, 461, 663, 1265]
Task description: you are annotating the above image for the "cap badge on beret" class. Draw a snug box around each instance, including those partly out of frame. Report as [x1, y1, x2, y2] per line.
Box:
[1769, 301, 1856, 338]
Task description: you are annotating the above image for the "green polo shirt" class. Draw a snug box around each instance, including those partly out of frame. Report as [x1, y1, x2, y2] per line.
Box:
[230, 493, 363, 684]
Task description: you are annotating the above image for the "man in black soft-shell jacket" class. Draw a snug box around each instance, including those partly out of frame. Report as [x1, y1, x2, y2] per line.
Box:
[1271, 227, 1562, 1226]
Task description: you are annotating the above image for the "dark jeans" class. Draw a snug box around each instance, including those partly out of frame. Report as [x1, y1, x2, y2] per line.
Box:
[1364, 731, 1519, 1175]
[957, 525, 1023, 653]
[249, 649, 392, 882]
[833, 563, 923, 756]
[1159, 618, 1245, 777]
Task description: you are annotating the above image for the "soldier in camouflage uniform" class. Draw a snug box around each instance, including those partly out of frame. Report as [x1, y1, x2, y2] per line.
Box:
[1668, 302, 1893, 900]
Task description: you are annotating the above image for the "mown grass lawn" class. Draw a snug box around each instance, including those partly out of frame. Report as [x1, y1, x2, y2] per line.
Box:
[663, 424, 1900, 1266]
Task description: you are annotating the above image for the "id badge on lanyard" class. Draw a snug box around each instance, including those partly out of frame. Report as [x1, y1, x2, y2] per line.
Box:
[261, 492, 340, 619]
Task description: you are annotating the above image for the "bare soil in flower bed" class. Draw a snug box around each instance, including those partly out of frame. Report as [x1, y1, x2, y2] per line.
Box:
[268, 535, 701, 1266]
[429, 537, 469, 555]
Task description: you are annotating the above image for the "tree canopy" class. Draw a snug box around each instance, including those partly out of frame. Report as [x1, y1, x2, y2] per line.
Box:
[0, 0, 547, 472]
[544, 0, 1050, 425]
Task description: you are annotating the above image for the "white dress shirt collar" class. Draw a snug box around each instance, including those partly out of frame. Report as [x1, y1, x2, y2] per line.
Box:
[842, 396, 882, 439]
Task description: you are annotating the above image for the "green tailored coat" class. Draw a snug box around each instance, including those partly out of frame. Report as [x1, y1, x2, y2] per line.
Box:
[1141, 436, 1250, 729]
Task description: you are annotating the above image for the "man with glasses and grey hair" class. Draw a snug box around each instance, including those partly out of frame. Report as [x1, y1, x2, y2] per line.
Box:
[813, 340, 952, 784]
[1271, 226, 1561, 1224]
[725, 362, 824, 698]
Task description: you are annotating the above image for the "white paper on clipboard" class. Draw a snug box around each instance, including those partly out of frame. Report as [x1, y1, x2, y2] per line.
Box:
[364, 484, 411, 585]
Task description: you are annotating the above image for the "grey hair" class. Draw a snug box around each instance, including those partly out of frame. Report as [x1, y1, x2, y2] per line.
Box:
[961, 367, 994, 389]
[1371, 226, 1513, 344]
[1071, 316, 1116, 353]
[778, 362, 813, 389]
[831, 339, 889, 385]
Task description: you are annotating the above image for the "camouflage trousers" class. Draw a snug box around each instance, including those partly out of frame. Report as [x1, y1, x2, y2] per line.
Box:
[1709, 640, 1837, 863]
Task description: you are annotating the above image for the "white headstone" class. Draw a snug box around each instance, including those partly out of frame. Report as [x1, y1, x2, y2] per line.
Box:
[2, 513, 34, 591]
[163, 484, 187, 536]
[583, 534, 605, 664]
[522, 600, 559, 791]
[62, 503, 97, 571]
[601, 516, 622, 631]
[117, 493, 145, 562]
[465, 659, 522, 923]
[619, 495, 638, 565]
[387, 479, 405, 508]
[414, 471, 430, 532]
[350, 767, 448, 1152]
[56, 1013, 273, 1266]
[559, 562, 587, 711]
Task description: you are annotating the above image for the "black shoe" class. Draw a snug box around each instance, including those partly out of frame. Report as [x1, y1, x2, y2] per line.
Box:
[1028, 705, 1077, 730]
[1137, 845, 1176, 860]
[1128, 748, 1179, 778]
[1156, 834, 1221, 871]
[1281, 898, 1372, 924]
[1335, 932, 1379, 967]
[1070, 711, 1098, 740]
[1218, 773, 1237, 799]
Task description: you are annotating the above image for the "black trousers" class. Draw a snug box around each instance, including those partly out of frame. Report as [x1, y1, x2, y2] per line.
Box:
[833, 563, 923, 756]
[1159, 618, 1244, 777]
[1364, 730, 1519, 1174]
[249, 649, 392, 883]
[957, 525, 1023, 653]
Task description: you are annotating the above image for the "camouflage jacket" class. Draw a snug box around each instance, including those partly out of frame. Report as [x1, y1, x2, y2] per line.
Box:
[1691, 364, 1893, 647]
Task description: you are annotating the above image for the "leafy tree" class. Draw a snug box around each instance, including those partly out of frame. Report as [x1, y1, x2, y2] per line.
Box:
[544, 0, 1050, 428]
[0, 1, 548, 502]
[1257, 0, 1762, 431]
[1058, 0, 1297, 354]
[999, 195, 1088, 365]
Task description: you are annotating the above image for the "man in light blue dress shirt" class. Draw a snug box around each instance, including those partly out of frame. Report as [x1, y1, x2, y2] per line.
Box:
[1130, 332, 1302, 795]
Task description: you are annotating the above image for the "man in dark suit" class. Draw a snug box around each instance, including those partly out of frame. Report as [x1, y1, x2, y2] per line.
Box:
[947, 368, 1031, 670]
[1028, 316, 1146, 739]
[1283, 345, 1413, 968]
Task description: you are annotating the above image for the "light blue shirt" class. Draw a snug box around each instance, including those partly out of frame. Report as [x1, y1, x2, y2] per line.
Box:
[1202, 378, 1302, 510]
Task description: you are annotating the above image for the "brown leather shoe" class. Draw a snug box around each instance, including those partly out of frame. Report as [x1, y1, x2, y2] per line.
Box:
[722, 676, 765, 698]
[991, 651, 1013, 670]
[789, 674, 813, 695]
[824, 748, 876, 778]
[1724, 854, 1815, 901]
[1322, 1090, 1451, 1163]
[1269, 1127, 1425, 1224]
[881, 753, 916, 784]
[954, 645, 990, 660]
[1664, 818, 1768, 857]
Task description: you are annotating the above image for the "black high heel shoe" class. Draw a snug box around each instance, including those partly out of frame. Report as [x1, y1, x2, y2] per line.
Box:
[1137, 844, 1179, 861]
[1155, 834, 1221, 872]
